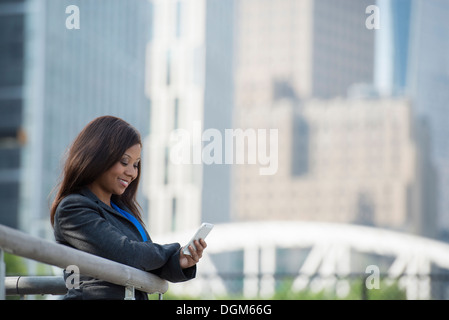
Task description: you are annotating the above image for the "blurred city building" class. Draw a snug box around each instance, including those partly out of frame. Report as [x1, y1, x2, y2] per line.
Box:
[375, 0, 449, 238]
[146, 0, 443, 298]
[145, 0, 234, 235]
[404, 0, 449, 237]
[233, 98, 438, 238]
[374, 0, 411, 97]
[235, 0, 375, 109]
[232, 0, 445, 241]
[16, 0, 152, 238]
[0, 0, 26, 229]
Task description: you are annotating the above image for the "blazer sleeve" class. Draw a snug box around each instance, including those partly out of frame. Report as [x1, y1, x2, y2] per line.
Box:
[54, 194, 195, 282]
[151, 249, 196, 283]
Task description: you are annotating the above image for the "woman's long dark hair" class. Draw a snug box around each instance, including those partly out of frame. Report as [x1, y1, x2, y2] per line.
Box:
[50, 116, 143, 226]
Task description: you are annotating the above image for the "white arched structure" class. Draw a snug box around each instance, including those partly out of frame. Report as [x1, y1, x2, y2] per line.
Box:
[154, 221, 449, 299]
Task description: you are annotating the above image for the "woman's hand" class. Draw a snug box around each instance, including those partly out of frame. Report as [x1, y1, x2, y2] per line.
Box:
[179, 239, 207, 269]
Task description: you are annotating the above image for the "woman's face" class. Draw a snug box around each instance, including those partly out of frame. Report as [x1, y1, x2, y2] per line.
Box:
[89, 144, 141, 203]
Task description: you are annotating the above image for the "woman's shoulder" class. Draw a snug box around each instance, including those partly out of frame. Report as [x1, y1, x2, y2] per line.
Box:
[54, 190, 102, 228]
[57, 189, 99, 212]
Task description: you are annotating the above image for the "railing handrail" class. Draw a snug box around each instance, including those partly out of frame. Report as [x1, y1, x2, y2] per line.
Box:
[0, 224, 168, 298]
[5, 276, 67, 296]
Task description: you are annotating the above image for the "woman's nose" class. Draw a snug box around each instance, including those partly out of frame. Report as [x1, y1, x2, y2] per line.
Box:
[125, 166, 137, 180]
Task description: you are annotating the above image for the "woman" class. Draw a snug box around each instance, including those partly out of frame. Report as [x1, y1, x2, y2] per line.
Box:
[51, 115, 206, 300]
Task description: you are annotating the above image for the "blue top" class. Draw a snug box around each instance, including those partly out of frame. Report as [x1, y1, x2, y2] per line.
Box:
[111, 202, 148, 242]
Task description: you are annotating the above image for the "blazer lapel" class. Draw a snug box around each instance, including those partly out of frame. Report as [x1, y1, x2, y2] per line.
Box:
[79, 186, 124, 219]
[78, 186, 150, 241]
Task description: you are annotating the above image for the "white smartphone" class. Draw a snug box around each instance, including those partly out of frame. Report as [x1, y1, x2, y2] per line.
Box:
[182, 222, 214, 256]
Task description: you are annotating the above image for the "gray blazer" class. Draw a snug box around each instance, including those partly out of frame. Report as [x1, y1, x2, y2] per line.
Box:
[53, 187, 196, 300]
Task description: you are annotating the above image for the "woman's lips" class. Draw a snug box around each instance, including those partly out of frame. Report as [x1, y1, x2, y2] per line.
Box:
[118, 178, 129, 188]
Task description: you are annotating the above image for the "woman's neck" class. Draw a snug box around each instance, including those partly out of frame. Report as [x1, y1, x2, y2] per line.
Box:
[87, 183, 112, 207]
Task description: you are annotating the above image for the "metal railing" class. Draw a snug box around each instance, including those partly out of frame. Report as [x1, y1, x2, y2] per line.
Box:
[0, 224, 168, 300]
[5, 276, 67, 297]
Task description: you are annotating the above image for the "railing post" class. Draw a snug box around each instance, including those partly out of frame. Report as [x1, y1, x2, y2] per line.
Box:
[0, 249, 5, 300]
[124, 285, 135, 300]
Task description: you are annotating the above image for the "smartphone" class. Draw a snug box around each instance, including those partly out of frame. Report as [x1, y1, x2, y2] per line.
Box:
[182, 222, 214, 256]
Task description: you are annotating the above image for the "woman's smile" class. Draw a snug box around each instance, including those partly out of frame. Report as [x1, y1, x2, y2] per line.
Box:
[118, 178, 129, 188]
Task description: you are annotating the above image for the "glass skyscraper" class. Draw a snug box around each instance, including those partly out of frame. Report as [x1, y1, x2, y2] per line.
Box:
[408, 0, 449, 236]
[376, 0, 449, 237]
[0, 0, 26, 229]
[20, 0, 153, 238]
[391, 0, 412, 94]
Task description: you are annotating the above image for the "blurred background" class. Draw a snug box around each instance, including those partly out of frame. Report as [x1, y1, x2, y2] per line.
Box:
[1, 0, 449, 299]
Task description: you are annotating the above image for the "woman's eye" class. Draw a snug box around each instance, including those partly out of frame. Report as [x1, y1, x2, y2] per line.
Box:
[121, 161, 128, 166]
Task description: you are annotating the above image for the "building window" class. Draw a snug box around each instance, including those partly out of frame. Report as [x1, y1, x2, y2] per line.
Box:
[174, 97, 179, 129]
[175, 1, 182, 38]
[164, 146, 169, 185]
[166, 50, 171, 86]
[171, 197, 177, 231]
